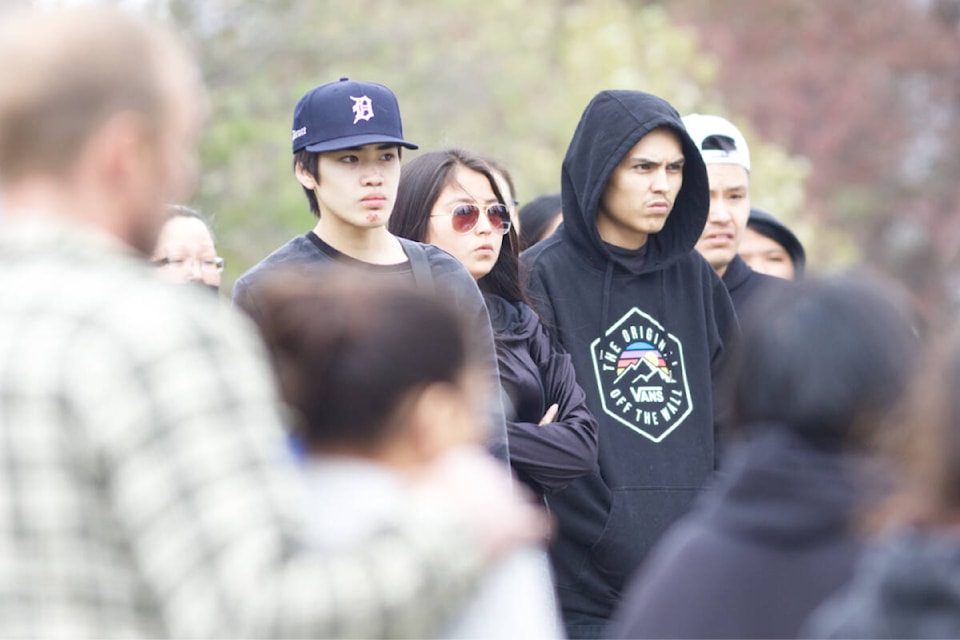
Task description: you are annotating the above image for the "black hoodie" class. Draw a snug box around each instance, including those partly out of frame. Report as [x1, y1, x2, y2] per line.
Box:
[521, 90, 738, 628]
[722, 253, 786, 319]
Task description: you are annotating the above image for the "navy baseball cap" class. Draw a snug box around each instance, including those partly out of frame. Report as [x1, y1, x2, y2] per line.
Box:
[291, 77, 419, 153]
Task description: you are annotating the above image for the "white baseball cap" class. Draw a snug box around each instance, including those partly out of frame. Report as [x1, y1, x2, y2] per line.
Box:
[682, 113, 751, 172]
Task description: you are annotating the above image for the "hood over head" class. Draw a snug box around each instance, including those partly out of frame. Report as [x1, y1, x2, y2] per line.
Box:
[709, 425, 863, 548]
[560, 90, 709, 274]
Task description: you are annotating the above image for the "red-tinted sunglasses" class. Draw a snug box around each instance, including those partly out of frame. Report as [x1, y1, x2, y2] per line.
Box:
[432, 204, 512, 235]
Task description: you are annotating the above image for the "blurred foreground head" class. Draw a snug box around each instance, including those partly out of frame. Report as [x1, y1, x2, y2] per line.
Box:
[250, 268, 484, 461]
[724, 273, 917, 450]
[0, 6, 206, 254]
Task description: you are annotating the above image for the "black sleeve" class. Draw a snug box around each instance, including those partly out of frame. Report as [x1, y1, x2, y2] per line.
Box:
[507, 312, 599, 494]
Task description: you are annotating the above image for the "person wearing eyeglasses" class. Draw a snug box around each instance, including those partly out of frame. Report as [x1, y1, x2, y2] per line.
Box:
[231, 78, 509, 466]
[152, 205, 224, 293]
[390, 149, 599, 501]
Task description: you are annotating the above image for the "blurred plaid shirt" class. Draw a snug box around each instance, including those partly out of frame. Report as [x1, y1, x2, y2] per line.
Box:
[0, 219, 482, 639]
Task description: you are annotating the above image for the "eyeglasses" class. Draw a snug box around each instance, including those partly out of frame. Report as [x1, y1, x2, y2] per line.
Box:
[431, 204, 512, 235]
[154, 256, 225, 273]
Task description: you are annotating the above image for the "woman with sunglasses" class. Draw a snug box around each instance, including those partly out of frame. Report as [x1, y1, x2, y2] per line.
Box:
[391, 149, 599, 497]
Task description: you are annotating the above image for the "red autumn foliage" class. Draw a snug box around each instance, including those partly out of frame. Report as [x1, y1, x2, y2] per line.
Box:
[663, 0, 960, 326]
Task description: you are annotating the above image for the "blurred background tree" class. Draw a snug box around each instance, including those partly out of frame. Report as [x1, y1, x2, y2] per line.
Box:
[661, 0, 960, 326]
[17, 0, 960, 324]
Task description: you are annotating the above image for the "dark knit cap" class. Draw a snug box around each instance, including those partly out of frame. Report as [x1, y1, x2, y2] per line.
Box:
[747, 208, 806, 277]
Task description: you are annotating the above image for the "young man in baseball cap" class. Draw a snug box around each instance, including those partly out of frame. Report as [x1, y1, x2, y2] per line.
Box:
[682, 113, 784, 314]
[233, 78, 509, 465]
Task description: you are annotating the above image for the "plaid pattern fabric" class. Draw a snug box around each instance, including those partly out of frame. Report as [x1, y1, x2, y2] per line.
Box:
[0, 219, 482, 639]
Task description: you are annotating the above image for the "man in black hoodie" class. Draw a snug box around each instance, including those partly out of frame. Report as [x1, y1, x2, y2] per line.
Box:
[682, 113, 783, 315]
[521, 90, 738, 638]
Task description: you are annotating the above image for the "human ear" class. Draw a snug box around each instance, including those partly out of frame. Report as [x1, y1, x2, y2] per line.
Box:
[294, 161, 317, 190]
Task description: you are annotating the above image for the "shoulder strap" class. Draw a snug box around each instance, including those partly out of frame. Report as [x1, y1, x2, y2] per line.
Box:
[398, 237, 435, 295]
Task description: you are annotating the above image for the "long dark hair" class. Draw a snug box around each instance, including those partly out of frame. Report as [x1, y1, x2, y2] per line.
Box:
[390, 148, 525, 304]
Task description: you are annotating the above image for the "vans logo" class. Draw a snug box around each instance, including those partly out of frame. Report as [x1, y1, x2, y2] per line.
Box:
[591, 308, 692, 443]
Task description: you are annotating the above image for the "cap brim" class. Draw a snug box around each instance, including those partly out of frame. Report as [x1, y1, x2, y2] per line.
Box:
[301, 134, 418, 153]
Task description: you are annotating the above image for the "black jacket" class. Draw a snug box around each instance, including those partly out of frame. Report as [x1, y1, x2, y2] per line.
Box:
[722, 253, 788, 320]
[610, 426, 866, 639]
[520, 90, 739, 626]
[805, 528, 960, 639]
[485, 293, 599, 496]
